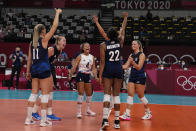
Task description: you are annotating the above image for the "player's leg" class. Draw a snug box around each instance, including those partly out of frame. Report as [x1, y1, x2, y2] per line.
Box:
[135, 79, 152, 120]
[77, 81, 85, 118]
[47, 77, 61, 120]
[24, 78, 39, 125]
[112, 78, 122, 129]
[120, 82, 135, 121]
[84, 81, 96, 116]
[39, 73, 52, 126]
[100, 77, 113, 130]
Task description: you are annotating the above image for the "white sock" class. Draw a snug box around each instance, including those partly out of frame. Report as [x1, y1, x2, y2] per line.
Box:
[125, 108, 130, 116]
[86, 96, 92, 112]
[145, 108, 151, 113]
[27, 107, 33, 120]
[41, 109, 47, 123]
[103, 108, 109, 119]
[32, 104, 38, 113]
[115, 111, 120, 120]
[48, 107, 52, 115]
[77, 103, 82, 114]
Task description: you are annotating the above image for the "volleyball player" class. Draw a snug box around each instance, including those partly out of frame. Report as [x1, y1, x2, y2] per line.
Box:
[69, 42, 98, 118]
[119, 40, 152, 121]
[32, 35, 66, 121]
[93, 12, 128, 130]
[24, 8, 62, 127]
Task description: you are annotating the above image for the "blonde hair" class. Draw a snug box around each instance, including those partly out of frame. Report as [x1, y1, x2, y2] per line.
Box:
[54, 35, 63, 45]
[134, 40, 143, 52]
[33, 24, 45, 49]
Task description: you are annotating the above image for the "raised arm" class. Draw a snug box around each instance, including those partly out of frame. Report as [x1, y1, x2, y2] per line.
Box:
[42, 8, 62, 48]
[131, 53, 146, 71]
[119, 12, 128, 47]
[93, 15, 109, 41]
[26, 43, 32, 80]
[99, 42, 106, 84]
[69, 55, 81, 80]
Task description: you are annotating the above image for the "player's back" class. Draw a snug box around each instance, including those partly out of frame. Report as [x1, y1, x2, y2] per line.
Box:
[103, 40, 123, 79]
[31, 38, 50, 75]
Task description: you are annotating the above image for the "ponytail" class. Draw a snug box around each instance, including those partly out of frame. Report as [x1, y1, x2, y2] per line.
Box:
[33, 24, 45, 49]
[135, 40, 143, 52]
[54, 35, 63, 45]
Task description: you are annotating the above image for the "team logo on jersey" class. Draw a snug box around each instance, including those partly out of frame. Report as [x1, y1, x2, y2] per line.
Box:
[135, 58, 138, 62]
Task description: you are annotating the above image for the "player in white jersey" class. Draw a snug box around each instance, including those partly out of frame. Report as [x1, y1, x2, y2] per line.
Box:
[69, 42, 98, 118]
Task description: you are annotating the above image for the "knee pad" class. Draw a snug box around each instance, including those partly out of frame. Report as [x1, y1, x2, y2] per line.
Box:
[78, 95, 84, 104]
[103, 94, 111, 103]
[140, 96, 148, 105]
[28, 94, 38, 102]
[41, 94, 49, 103]
[127, 96, 133, 105]
[86, 96, 92, 103]
[113, 96, 120, 104]
[49, 92, 53, 100]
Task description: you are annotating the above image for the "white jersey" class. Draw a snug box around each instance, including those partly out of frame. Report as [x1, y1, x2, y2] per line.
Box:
[78, 53, 94, 74]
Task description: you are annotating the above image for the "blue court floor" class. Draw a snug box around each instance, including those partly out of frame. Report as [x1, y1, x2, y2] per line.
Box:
[0, 89, 196, 106]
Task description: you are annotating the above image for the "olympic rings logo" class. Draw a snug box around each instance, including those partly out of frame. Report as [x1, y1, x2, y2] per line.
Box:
[177, 76, 196, 91]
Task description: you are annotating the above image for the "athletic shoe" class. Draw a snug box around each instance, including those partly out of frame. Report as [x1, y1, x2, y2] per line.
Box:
[77, 112, 82, 118]
[24, 119, 36, 125]
[100, 119, 109, 131]
[32, 112, 41, 121]
[47, 114, 61, 121]
[114, 120, 120, 129]
[85, 110, 96, 116]
[119, 112, 131, 121]
[141, 112, 152, 120]
[40, 120, 52, 127]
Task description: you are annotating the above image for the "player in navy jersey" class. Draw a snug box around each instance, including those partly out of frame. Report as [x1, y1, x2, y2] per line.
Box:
[31, 35, 66, 121]
[24, 8, 62, 127]
[69, 42, 98, 118]
[120, 40, 152, 121]
[93, 12, 128, 130]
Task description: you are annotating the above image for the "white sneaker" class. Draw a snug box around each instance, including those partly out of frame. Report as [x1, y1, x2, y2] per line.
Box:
[40, 120, 52, 127]
[85, 110, 96, 116]
[141, 112, 152, 120]
[119, 112, 131, 121]
[77, 112, 82, 118]
[24, 119, 36, 125]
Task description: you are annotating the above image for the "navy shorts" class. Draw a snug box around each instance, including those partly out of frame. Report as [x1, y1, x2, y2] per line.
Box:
[76, 72, 91, 83]
[102, 63, 123, 79]
[128, 76, 146, 85]
[31, 71, 51, 79]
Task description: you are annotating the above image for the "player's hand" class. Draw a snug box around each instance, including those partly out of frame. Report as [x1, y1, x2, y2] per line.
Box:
[95, 77, 99, 83]
[122, 12, 128, 17]
[55, 8, 62, 14]
[129, 56, 134, 64]
[93, 15, 98, 22]
[26, 73, 31, 80]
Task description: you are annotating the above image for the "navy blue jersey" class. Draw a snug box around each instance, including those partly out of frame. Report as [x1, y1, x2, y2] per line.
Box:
[130, 52, 146, 78]
[30, 38, 50, 75]
[49, 45, 61, 67]
[105, 40, 121, 64]
[103, 40, 123, 79]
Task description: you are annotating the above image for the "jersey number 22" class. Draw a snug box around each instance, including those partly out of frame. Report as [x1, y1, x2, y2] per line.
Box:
[109, 50, 119, 61]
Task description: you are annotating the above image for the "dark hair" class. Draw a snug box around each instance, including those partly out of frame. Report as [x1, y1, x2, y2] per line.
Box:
[107, 27, 118, 41]
[80, 42, 89, 53]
